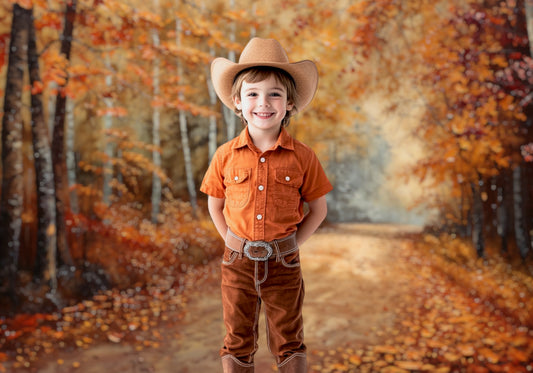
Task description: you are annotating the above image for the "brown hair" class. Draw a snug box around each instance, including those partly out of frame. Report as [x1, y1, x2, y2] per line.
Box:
[231, 67, 299, 127]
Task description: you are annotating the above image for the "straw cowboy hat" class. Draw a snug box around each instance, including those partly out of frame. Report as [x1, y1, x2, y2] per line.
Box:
[211, 37, 318, 112]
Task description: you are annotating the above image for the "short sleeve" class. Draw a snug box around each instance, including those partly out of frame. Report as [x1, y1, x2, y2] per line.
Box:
[200, 150, 226, 199]
[300, 151, 333, 202]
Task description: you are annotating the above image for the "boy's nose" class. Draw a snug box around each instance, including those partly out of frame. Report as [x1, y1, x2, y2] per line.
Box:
[259, 98, 270, 107]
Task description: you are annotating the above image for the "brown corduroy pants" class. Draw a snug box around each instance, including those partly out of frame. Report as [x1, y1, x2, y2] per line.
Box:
[219, 245, 306, 366]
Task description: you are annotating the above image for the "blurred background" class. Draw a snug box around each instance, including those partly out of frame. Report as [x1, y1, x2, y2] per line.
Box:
[0, 0, 532, 348]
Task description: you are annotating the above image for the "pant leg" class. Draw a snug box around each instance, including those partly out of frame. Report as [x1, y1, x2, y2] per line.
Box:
[220, 247, 261, 363]
[259, 250, 306, 365]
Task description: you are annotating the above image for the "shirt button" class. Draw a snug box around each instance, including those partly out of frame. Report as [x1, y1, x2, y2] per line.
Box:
[260, 157, 266, 163]
[258, 185, 264, 191]
[285, 176, 291, 181]
[256, 214, 263, 220]
[234, 176, 239, 181]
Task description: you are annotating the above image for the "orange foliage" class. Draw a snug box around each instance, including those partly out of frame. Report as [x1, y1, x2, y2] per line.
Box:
[30, 80, 43, 95]
[96, 106, 128, 117]
[73, 196, 220, 287]
[34, 10, 62, 30]
[345, 0, 532, 226]
[11, 0, 32, 9]
[40, 50, 69, 88]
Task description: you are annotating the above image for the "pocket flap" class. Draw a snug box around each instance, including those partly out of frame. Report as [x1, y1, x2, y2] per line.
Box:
[275, 168, 303, 187]
[225, 168, 251, 185]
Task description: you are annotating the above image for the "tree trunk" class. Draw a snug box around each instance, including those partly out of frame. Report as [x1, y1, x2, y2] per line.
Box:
[176, 19, 197, 216]
[459, 183, 468, 237]
[200, 1, 218, 161]
[102, 56, 114, 206]
[525, 0, 533, 57]
[47, 82, 57, 136]
[207, 46, 218, 161]
[66, 98, 79, 214]
[28, 7, 57, 289]
[471, 181, 485, 258]
[496, 171, 510, 254]
[223, 0, 237, 140]
[513, 164, 532, 259]
[178, 111, 197, 216]
[52, 0, 76, 267]
[150, 2, 162, 224]
[1, 3, 29, 304]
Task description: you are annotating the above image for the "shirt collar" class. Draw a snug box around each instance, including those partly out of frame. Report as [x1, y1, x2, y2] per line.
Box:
[233, 127, 295, 151]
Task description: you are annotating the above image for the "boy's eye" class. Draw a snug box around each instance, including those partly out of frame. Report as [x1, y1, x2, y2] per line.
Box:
[247, 92, 258, 97]
[270, 92, 281, 97]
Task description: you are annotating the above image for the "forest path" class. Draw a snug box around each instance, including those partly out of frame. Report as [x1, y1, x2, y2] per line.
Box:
[33, 223, 423, 373]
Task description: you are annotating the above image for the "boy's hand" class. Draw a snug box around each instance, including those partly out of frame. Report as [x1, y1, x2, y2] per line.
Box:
[296, 195, 328, 247]
[207, 196, 228, 241]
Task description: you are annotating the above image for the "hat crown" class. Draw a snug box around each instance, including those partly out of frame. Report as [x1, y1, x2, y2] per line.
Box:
[238, 38, 289, 64]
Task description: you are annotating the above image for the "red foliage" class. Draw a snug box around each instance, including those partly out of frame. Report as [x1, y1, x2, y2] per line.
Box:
[0, 33, 9, 71]
[522, 143, 533, 162]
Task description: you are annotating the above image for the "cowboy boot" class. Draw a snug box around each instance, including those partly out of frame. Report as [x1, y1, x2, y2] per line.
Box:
[277, 353, 307, 373]
[221, 355, 254, 373]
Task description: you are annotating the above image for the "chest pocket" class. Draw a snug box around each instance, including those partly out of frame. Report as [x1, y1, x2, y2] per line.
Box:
[224, 168, 251, 208]
[273, 168, 303, 223]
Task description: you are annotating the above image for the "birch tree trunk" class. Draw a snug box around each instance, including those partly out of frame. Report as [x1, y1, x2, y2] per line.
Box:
[471, 181, 485, 258]
[66, 98, 78, 214]
[52, 0, 76, 267]
[151, 0, 162, 223]
[200, 1, 218, 161]
[223, 0, 237, 140]
[102, 56, 114, 206]
[0, 3, 28, 303]
[28, 7, 57, 289]
[525, 0, 533, 56]
[513, 165, 531, 259]
[250, 2, 257, 38]
[207, 46, 218, 161]
[48, 82, 57, 136]
[496, 172, 510, 254]
[176, 18, 197, 215]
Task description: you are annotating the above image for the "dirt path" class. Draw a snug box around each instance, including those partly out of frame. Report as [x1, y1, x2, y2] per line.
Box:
[31, 223, 422, 373]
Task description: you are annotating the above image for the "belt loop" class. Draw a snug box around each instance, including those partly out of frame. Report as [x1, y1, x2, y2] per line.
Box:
[236, 230, 244, 259]
[273, 240, 281, 262]
[238, 238, 244, 259]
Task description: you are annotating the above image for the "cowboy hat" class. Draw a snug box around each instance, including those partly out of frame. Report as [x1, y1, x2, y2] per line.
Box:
[211, 37, 318, 112]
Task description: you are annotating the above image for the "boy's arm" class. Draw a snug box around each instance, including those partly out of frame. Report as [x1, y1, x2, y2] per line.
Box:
[207, 196, 228, 241]
[296, 195, 328, 247]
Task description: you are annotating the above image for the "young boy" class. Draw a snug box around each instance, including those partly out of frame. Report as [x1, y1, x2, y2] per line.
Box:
[200, 37, 333, 373]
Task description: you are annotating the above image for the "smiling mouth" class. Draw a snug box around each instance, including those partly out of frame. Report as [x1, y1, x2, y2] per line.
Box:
[254, 112, 275, 119]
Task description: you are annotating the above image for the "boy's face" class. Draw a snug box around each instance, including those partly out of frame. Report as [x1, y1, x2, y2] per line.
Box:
[234, 75, 293, 133]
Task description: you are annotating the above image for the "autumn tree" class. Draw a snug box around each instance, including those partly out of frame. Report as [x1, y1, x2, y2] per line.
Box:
[0, 2, 29, 304]
[51, 0, 76, 268]
[28, 5, 57, 289]
[345, 0, 533, 258]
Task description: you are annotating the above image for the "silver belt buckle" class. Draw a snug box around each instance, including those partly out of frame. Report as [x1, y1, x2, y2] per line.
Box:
[243, 241, 273, 261]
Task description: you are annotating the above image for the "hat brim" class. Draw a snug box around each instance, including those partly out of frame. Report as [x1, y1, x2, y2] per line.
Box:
[211, 58, 318, 113]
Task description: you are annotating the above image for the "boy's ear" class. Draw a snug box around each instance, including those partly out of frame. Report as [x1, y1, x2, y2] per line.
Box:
[233, 96, 242, 110]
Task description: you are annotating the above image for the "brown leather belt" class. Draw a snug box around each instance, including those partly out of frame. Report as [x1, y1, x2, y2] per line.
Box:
[225, 229, 298, 261]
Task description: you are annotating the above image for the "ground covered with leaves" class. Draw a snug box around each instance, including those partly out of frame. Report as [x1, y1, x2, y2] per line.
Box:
[0, 262, 221, 372]
[310, 233, 533, 373]
[1, 224, 532, 372]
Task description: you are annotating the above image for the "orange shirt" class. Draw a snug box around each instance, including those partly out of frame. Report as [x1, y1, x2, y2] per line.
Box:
[200, 127, 333, 242]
